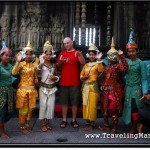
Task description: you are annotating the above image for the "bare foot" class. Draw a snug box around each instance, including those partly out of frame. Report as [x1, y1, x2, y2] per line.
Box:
[83, 125, 90, 131]
[101, 125, 110, 131]
[129, 128, 135, 134]
[21, 129, 31, 135]
[137, 123, 143, 133]
[98, 125, 102, 130]
[27, 129, 32, 133]
[1, 132, 9, 139]
[46, 124, 52, 130]
[83, 125, 94, 131]
[112, 129, 119, 134]
[41, 125, 48, 132]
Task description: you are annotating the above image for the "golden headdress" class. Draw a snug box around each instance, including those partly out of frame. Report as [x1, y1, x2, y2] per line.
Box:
[24, 32, 34, 53]
[88, 43, 98, 51]
[43, 41, 53, 53]
[107, 37, 118, 55]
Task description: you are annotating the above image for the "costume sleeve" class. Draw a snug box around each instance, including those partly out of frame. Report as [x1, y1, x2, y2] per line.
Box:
[140, 61, 148, 94]
[80, 65, 86, 79]
[32, 57, 39, 67]
[34, 67, 38, 81]
[12, 62, 22, 75]
[118, 54, 128, 72]
[97, 63, 104, 72]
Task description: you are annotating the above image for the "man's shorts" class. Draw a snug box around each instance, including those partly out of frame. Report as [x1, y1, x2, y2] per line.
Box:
[59, 86, 81, 106]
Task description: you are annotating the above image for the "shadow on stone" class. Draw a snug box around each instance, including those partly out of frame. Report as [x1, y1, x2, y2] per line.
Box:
[57, 137, 68, 142]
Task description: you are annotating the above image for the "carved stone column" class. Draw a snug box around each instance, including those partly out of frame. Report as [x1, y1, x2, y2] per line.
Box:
[81, 2, 86, 46]
[75, 2, 80, 45]
[128, 3, 135, 30]
[94, 2, 99, 46]
[106, 2, 112, 46]
[123, 2, 129, 43]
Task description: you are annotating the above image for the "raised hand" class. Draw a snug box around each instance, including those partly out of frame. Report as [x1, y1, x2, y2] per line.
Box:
[96, 52, 103, 60]
[76, 51, 83, 57]
[39, 54, 45, 65]
[16, 53, 22, 62]
[118, 49, 123, 55]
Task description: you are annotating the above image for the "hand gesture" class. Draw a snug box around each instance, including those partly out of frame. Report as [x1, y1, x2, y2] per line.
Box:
[76, 51, 83, 57]
[81, 74, 89, 81]
[16, 53, 22, 62]
[39, 54, 45, 65]
[140, 94, 150, 101]
[34, 79, 39, 87]
[59, 55, 66, 63]
[118, 49, 123, 55]
[96, 52, 103, 60]
[48, 75, 56, 81]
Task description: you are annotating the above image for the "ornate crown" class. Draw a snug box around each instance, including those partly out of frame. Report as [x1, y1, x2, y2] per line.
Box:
[43, 41, 53, 53]
[107, 37, 118, 54]
[24, 32, 34, 52]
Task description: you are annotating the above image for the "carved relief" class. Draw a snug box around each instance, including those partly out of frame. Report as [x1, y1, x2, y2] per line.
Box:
[1, 17, 10, 46]
[9, 17, 17, 49]
[49, 14, 65, 49]
[0, 3, 67, 51]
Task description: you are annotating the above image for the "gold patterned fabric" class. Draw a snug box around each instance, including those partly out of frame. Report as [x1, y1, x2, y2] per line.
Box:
[12, 61, 38, 109]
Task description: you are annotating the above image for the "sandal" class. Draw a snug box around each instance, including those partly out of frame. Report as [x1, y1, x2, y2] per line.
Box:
[60, 121, 68, 128]
[70, 121, 79, 128]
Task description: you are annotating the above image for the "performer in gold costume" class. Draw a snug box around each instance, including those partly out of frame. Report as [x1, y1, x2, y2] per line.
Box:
[80, 44, 104, 131]
[12, 33, 38, 135]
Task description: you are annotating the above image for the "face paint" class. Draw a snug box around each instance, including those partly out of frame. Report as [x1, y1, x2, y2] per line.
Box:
[107, 52, 119, 62]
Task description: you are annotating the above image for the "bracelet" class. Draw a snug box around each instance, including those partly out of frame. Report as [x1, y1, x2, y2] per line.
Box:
[96, 60, 103, 64]
[55, 76, 59, 82]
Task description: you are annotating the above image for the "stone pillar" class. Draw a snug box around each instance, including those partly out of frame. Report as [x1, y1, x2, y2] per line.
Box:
[106, 2, 112, 46]
[123, 2, 129, 43]
[94, 2, 99, 46]
[75, 2, 80, 45]
[81, 2, 86, 46]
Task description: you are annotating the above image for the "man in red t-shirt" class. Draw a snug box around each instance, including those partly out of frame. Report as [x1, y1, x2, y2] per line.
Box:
[57, 37, 85, 128]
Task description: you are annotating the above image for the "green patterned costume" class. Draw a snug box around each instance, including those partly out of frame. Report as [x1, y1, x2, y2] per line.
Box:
[0, 63, 14, 124]
[122, 58, 148, 124]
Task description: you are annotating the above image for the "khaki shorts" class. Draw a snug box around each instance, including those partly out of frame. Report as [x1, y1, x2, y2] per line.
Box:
[59, 86, 81, 106]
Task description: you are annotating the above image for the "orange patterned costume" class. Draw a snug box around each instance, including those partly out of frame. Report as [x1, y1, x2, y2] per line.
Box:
[12, 61, 38, 125]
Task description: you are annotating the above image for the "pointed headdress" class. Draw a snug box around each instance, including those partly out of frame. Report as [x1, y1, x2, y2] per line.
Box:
[126, 30, 137, 49]
[0, 39, 12, 55]
[107, 37, 118, 55]
[43, 41, 53, 53]
[24, 32, 34, 53]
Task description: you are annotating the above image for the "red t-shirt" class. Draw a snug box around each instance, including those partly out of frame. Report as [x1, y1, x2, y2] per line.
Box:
[57, 50, 81, 86]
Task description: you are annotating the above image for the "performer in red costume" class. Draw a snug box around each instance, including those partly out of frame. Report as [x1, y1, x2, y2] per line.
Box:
[99, 37, 128, 133]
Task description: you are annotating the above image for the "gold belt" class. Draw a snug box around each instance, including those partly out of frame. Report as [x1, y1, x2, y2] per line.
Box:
[84, 81, 96, 85]
[103, 86, 114, 91]
[40, 82, 56, 89]
[19, 86, 35, 90]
